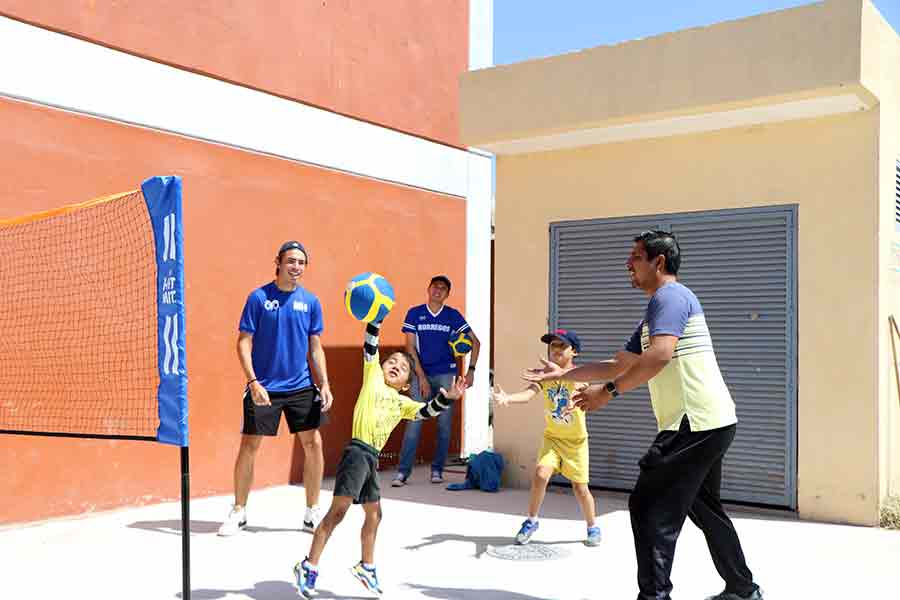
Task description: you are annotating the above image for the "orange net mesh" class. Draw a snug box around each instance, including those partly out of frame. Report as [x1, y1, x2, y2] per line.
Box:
[0, 190, 159, 437]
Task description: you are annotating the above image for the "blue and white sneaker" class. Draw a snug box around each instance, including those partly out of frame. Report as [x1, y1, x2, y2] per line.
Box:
[350, 562, 383, 596]
[293, 558, 318, 598]
[585, 524, 602, 546]
[515, 518, 539, 545]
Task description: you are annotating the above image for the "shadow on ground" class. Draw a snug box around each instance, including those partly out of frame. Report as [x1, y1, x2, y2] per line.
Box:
[402, 583, 583, 600]
[361, 466, 797, 524]
[177, 580, 297, 600]
[129, 519, 299, 536]
[404, 532, 584, 558]
[177, 580, 370, 600]
[368, 467, 631, 520]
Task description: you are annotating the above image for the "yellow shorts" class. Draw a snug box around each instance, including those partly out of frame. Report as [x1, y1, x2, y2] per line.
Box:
[537, 436, 589, 484]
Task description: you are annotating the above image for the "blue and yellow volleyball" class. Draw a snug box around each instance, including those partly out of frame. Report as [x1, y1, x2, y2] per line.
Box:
[344, 272, 395, 323]
[448, 332, 473, 358]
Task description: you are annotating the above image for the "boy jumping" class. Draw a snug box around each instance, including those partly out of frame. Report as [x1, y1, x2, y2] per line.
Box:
[492, 329, 601, 546]
[293, 318, 465, 597]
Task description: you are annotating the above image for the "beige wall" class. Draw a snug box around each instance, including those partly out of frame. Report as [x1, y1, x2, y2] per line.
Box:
[462, 0, 866, 146]
[492, 111, 883, 525]
[861, 0, 900, 504]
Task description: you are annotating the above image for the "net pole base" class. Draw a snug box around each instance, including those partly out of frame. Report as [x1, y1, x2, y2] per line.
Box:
[181, 445, 191, 600]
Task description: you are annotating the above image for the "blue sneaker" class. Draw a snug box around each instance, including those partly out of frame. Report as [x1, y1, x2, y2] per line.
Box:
[586, 524, 602, 546]
[350, 562, 382, 596]
[293, 558, 317, 598]
[515, 518, 539, 545]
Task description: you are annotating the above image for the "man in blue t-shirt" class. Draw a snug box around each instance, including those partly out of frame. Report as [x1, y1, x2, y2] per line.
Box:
[218, 241, 334, 537]
[391, 275, 481, 486]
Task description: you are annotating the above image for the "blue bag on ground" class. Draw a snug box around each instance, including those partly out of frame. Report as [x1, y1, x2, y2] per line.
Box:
[446, 450, 504, 492]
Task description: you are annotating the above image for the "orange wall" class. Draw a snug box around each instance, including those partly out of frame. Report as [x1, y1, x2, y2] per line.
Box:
[0, 0, 468, 146]
[0, 96, 466, 525]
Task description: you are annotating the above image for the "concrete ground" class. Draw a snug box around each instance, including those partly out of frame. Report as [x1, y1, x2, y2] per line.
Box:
[2, 465, 898, 599]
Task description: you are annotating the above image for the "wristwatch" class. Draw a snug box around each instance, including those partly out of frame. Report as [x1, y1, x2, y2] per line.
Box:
[604, 381, 620, 398]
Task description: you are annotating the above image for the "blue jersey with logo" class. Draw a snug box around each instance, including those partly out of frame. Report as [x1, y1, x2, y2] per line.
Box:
[238, 283, 323, 393]
[402, 304, 470, 376]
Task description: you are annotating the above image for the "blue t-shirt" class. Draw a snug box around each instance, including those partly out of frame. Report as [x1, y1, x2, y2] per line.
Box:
[402, 304, 470, 376]
[238, 283, 323, 393]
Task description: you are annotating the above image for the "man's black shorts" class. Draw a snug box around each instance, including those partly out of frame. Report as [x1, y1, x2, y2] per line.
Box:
[333, 439, 381, 504]
[241, 386, 326, 436]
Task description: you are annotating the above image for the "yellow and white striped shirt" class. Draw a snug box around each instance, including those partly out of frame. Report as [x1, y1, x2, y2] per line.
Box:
[626, 282, 737, 432]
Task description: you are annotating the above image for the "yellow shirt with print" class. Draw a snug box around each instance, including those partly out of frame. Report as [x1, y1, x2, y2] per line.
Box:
[351, 351, 424, 451]
[540, 379, 588, 440]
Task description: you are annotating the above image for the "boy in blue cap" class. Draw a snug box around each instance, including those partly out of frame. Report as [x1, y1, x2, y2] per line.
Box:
[492, 329, 601, 546]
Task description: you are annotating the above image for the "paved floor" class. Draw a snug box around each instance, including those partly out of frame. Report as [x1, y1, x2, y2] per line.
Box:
[2, 465, 898, 599]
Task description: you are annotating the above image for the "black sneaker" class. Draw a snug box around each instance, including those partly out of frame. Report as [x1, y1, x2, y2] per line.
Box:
[705, 588, 763, 600]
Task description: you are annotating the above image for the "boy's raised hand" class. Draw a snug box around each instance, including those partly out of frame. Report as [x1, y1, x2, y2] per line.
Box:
[439, 376, 467, 401]
[490, 384, 510, 406]
[522, 357, 564, 383]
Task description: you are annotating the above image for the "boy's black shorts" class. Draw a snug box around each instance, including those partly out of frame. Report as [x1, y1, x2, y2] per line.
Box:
[241, 386, 326, 436]
[333, 439, 381, 504]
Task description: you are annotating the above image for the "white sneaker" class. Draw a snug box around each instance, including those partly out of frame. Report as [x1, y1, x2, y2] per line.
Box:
[303, 505, 323, 532]
[217, 505, 247, 536]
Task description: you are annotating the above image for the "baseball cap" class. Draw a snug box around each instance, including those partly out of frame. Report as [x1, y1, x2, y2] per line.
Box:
[540, 329, 582, 353]
[278, 240, 308, 261]
[429, 275, 452, 291]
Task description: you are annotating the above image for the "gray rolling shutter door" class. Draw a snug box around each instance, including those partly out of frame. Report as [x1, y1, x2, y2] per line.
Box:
[550, 206, 797, 508]
[551, 217, 662, 489]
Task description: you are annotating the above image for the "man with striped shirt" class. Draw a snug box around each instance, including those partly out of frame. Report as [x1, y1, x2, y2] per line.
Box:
[526, 231, 762, 600]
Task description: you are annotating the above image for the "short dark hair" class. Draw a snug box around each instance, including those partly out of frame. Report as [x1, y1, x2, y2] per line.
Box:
[429, 275, 452, 292]
[634, 230, 681, 275]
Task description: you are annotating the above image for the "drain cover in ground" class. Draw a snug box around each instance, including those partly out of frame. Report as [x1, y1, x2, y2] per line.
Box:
[485, 543, 571, 561]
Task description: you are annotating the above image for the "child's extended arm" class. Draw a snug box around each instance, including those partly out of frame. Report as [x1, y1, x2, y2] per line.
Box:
[410, 376, 466, 421]
[363, 321, 381, 362]
[491, 384, 540, 406]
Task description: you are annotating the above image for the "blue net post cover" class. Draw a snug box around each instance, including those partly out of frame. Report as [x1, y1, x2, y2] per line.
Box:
[141, 176, 188, 447]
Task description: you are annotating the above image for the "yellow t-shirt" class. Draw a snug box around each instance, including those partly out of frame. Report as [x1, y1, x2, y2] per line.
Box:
[351, 351, 424, 451]
[540, 379, 588, 440]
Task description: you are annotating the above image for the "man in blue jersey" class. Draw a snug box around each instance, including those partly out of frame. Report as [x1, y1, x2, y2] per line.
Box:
[391, 275, 481, 486]
[218, 241, 334, 536]
[525, 231, 762, 600]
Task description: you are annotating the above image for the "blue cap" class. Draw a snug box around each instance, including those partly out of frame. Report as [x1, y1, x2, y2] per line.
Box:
[540, 329, 582, 353]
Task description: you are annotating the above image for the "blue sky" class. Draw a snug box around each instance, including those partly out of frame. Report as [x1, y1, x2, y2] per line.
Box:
[495, 0, 900, 65]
